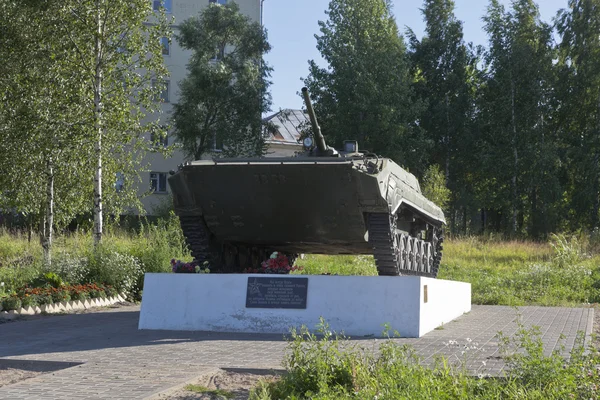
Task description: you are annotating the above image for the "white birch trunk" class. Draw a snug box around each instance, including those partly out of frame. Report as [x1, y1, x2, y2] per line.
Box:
[42, 157, 54, 266]
[93, 1, 103, 245]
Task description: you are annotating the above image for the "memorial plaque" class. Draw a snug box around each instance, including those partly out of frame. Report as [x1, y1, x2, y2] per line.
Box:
[245, 277, 308, 309]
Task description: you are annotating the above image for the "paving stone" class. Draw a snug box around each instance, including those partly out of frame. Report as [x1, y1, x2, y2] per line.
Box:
[0, 305, 593, 399]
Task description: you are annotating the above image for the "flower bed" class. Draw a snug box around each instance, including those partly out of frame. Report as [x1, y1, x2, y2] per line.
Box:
[1, 283, 119, 312]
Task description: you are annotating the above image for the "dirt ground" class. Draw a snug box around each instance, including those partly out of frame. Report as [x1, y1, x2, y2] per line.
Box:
[0, 368, 41, 388]
[161, 369, 281, 400]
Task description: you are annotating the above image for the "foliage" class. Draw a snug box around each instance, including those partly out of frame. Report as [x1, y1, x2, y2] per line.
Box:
[0, 0, 171, 258]
[173, 2, 272, 159]
[421, 164, 452, 211]
[0, 215, 191, 298]
[0, 283, 117, 311]
[86, 248, 144, 297]
[250, 318, 600, 399]
[31, 272, 65, 289]
[1, 296, 21, 312]
[408, 0, 478, 228]
[303, 0, 427, 174]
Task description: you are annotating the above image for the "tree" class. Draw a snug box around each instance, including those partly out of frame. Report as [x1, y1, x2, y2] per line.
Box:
[172, 2, 273, 160]
[479, 0, 555, 236]
[49, 0, 170, 244]
[407, 0, 479, 233]
[0, 0, 170, 260]
[0, 0, 93, 263]
[556, 0, 600, 231]
[303, 0, 428, 173]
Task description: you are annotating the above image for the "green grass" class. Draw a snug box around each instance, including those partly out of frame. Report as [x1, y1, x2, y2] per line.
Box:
[249, 319, 600, 400]
[184, 384, 235, 399]
[0, 214, 191, 299]
[292, 236, 600, 306]
[2, 223, 599, 306]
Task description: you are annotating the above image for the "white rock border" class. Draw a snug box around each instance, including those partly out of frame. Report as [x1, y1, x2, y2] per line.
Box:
[0, 294, 126, 320]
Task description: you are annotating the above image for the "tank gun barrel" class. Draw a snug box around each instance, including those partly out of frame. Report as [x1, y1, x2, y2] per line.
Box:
[301, 87, 328, 154]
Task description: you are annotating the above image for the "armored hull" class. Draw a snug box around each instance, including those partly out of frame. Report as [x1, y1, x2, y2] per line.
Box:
[169, 155, 446, 277]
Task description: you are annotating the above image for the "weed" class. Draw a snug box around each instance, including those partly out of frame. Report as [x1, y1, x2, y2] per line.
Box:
[250, 318, 600, 399]
[184, 384, 235, 399]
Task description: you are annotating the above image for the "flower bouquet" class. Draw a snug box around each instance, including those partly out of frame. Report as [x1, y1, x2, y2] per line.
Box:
[243, 252, 303, 274]
[171, 259, 210, 274]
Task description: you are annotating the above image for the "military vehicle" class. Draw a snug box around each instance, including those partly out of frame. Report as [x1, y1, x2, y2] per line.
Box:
[168, 88, 445, 277]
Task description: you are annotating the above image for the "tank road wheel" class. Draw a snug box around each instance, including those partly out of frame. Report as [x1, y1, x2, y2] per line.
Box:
[398, 234, 407, 270]
[423, 243, 433, 274]
[368, 213, 444, 278]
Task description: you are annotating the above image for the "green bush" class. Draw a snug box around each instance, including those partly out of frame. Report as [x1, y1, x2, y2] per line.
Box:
[1, 296, 22, 311]
[21, 294, 38, 308]
[37, 294, 53, 305]
[70, 290, 88, 301]
[51, 289, 71, 303]
[85, 247, 144, 297]
[31, 272, 65, 289]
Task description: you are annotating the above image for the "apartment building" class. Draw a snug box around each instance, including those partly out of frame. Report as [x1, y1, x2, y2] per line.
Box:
[141, 0, 262, 214]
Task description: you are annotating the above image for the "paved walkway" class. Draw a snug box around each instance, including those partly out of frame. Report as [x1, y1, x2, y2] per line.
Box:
[0, 305, 594, 400]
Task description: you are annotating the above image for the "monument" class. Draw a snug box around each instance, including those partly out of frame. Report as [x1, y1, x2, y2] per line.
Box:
[138, 87, 471, 337]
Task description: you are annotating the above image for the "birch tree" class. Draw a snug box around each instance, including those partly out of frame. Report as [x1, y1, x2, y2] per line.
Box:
[54, 0, 171, 244]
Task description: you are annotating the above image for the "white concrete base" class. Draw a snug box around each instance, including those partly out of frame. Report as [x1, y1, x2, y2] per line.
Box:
[139, 274, 471, 338]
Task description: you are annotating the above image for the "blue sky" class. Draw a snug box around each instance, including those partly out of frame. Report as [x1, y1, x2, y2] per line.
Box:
[262, 0, 568, 112]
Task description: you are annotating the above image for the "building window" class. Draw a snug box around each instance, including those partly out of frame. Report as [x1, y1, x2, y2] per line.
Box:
[210, 46, 225, 62]
[161, 37, 170, 56]
[150, 172, 168, 193]
[212, 131, 223, 151]
[150, 131, 169, 147]
[153, 0, 172, 12]
[209, 0, 227, 4]
[115, 172, 124, 193]
[152, 79, 170, 103]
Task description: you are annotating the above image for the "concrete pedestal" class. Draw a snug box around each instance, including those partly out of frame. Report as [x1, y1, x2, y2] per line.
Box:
[138, 273, 471, 338]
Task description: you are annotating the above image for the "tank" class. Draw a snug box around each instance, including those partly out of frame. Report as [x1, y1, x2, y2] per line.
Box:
[168, 88, 446, 277]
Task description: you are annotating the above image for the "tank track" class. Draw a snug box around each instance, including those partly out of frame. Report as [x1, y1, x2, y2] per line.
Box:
[178, 216, 297, 272]
[179, 216, 213, 263]
[368, 213, 442, 277]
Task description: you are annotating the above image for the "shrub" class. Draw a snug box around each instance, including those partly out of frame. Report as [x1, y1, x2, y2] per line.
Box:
[70, 290, 89, 301]
[31, 272, 65, 289]
[37, 294, 53, 305]
[20, 294, 38, 308]
[549, 233, 585, 267]
[50, 252, 89, 286]
[86, 248, 144, 297]
[50, 288, 71, 303]
[1, 296, 22, 311]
